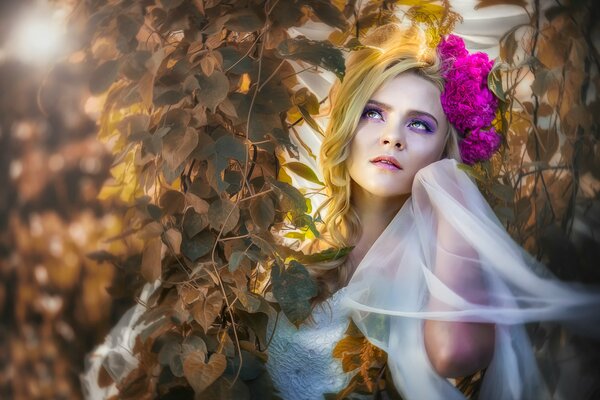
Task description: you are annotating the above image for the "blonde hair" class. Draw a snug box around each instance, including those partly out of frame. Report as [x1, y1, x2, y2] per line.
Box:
[308, 24, 461, 302]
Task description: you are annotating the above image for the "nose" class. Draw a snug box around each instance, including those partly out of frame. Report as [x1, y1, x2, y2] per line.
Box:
[380, 125, 404, 150]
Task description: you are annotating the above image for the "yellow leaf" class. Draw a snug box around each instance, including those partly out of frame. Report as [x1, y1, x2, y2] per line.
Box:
[237, 72, 251, 94]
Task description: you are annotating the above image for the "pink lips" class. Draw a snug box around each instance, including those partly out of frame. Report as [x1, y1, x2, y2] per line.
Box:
[370, 155, 402, 170]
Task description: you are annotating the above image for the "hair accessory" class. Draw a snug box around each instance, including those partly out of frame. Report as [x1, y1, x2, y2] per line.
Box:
[438, 34, 501, 165]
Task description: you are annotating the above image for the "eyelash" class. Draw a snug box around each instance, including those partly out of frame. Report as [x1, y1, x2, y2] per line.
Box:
[360, 107, 434, 133]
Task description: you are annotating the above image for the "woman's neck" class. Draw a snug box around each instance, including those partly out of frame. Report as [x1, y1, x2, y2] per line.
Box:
[345, 182, 409, 280]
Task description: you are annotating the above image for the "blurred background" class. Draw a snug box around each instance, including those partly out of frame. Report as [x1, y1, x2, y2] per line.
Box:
[0, 1, 138, 398]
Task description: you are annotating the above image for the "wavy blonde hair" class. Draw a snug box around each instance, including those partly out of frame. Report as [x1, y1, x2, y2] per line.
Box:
[308, 24, 462, 300]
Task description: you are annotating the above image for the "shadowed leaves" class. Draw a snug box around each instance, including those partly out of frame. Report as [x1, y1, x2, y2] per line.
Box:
[271, 261, 318, 327]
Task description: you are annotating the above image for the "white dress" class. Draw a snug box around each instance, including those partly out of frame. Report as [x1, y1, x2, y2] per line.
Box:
[266, 287, 353, 399]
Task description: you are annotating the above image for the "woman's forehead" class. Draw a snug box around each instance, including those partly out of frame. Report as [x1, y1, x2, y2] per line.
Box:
[369, 72, 443, 115]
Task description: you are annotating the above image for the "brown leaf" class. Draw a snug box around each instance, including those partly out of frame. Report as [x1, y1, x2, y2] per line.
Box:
[159, 190, 186, 215]
[191, 290, 223, 332]
[185, 192, 210, 214]
[163, 127, 199, 171]
[141, 237, 162, 282]
[163, 228, 182, 254]
[183, 352, 227, 394]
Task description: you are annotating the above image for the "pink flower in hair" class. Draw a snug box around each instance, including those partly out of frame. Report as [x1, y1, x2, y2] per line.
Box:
[437, 34, 501, 165]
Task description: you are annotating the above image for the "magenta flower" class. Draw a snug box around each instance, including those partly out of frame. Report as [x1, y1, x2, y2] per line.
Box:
[437, 34, 501, 164]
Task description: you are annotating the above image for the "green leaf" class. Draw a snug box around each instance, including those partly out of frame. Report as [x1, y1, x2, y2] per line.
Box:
[487, 62, 506, 102]
[90, 60, 119, 94]
[271, 261, 318, 327]
[208, 198, 240, 234]
[194, 71, 230, 112]
[268, 178, 308, 214]
[282, 162, 324, 185]
[277, 37, 345, 80]
[181, 230, 215, 261]
[250, 196, 275, 231]
[296, 246, 354, 264]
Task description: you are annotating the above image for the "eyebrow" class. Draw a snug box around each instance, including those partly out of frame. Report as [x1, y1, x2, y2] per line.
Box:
[365, 100, 439, 126]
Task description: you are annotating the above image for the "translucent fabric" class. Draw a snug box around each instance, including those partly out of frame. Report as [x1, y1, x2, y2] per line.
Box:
[341, 158, 600, 400]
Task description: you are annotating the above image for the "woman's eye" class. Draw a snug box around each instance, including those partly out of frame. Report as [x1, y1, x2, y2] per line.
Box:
[408, 120, 432, 132]
[362, 108, 384, 121]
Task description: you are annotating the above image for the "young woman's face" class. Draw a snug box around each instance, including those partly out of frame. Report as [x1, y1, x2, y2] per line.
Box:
[346, 72, 449, 198]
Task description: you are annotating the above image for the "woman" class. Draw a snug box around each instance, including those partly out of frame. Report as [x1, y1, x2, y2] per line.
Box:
[265, 24, 600, 400]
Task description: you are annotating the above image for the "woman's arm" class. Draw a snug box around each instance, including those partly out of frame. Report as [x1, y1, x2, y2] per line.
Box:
[423, 221, 496, 378]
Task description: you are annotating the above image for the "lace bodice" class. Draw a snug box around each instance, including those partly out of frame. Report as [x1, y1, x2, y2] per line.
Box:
[266, 287, 352, 399]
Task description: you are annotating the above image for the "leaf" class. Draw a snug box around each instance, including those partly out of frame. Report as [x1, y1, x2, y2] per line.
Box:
[163, 228, 182, 254]
[306, 0, 348, 30]
[183, 208, 209, 237]
[271, 261, 318, 326]
[296, 246, 353, 264]
[141, 237, 162, 282]
[215, 134, 246, 161]
[194, 71, 230, 112]
[487, 62, 506, 102]
[183, 352, 227, 394]
[191, 290, 223, 333]
[186, 192, 210, 214]
[228, 251, 245, 272]
[208, 198, 240, 234]
[159, 190, 186, 215]
[332, 335, 364, 358]
[255, 83, 292, 113]
[283, 162, 324, 185]
[219, 46, 253, 74]
[268, 178, 308, 214]
[154, 89, 185, 106]
[182, 335, 208, 357]
[225, 8, 264, 32]
[181, 230, 215, 261]
[249, 196, 275, 231]
[277, 37, 345, 80]
[163, 127, 199, 171]
[90, 60, 119, 94]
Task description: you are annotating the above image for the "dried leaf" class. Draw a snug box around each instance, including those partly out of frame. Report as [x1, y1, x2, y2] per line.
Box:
[163, 127, 199, 171]
[181, 230, 215, 261]
[183, 352, 227, 394]
[208, 198, 240, 234]
[141, 237, 162, 282]
[163, 228, 182, 254]
[191, 290, 223, 332]
[194, 71, 229, 112]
